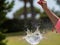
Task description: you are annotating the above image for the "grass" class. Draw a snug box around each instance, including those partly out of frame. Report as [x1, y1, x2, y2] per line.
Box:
[6, 31, 60, 45]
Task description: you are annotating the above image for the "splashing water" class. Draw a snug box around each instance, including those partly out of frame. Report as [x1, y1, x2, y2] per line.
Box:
[24, 26, 44, 45]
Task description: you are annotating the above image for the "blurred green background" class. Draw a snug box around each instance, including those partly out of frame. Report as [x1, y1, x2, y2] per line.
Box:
[0, 0, 60, 45]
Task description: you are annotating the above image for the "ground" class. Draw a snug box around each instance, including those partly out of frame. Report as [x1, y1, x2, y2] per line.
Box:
[6, 31, 60, 45]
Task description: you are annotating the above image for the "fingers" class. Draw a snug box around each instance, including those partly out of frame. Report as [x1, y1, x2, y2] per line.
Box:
[37, 1, 42, 5]
[37, 0, 47, 5]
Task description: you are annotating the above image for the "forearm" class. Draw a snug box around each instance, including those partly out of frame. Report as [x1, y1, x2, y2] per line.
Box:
[42, 7, 59, 26]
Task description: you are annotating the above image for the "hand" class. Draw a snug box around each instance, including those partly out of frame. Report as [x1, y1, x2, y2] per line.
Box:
[37, 0, 47, 8]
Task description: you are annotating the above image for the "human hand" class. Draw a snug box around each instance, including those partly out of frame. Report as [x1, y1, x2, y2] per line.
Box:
[37, 0, 47, 8]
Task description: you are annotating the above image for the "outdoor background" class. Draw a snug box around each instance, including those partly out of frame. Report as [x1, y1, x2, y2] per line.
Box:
[0, 0, 60, 45]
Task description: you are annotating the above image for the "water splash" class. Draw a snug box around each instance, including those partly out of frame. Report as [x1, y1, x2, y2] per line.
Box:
[24, 26, 44, 45]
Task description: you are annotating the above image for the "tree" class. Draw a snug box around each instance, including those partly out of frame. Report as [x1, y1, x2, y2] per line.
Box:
[0, 0, 14, 45]
[0, 0, 14, 31]
[56, 0, 60, 6]
[14, 6, 41, 30]
[0, 0, 14, 25]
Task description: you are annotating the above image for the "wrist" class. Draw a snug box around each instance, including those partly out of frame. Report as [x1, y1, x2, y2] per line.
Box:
[42, 6, 48, 10]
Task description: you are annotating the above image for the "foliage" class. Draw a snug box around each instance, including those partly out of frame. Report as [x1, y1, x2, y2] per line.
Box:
[0, 0, 14, 22]
[0, 0, 14, 31]
[1, 19, 25, 33]
[14, 7, 41, 19]
[55, 0, 60, 6]
[0, 32, 6, 45]
[0, 0, 14, 45]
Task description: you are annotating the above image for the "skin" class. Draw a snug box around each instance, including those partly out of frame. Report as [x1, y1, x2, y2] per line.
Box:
[38, 0, 60, 26]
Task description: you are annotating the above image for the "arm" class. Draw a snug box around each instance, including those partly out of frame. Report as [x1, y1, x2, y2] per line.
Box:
[43, 7, 59, 26]
[38, 0, 59, 26]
